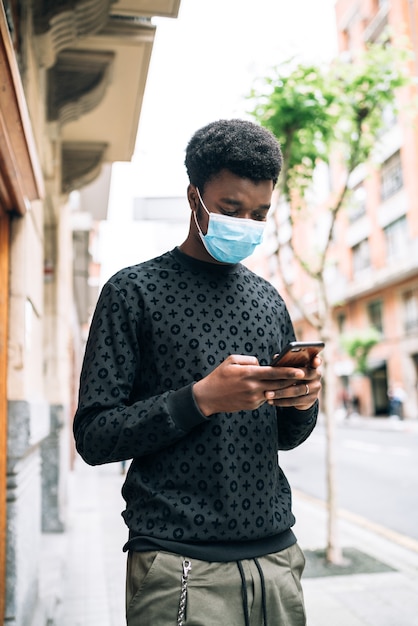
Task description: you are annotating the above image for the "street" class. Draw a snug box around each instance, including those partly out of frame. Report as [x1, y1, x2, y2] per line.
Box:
[280, 417, 418, 542]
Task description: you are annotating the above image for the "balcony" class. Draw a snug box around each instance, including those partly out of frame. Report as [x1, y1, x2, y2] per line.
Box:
[329, 237, 418, 304]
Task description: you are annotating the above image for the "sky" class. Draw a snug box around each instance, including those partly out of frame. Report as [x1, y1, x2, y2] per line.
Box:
[103, 0, 338, 280]
[109, 0, 338, 209]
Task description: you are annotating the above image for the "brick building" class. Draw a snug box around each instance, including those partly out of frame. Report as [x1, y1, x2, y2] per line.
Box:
[250, 0, 418, 420]
[331, 0, 418, 419]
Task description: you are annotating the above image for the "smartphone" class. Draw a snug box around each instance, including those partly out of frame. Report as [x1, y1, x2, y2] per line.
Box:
[270, 341, 325, 367]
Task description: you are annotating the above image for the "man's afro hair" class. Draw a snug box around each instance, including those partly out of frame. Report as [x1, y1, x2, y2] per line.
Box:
[185, 119, 282, 191]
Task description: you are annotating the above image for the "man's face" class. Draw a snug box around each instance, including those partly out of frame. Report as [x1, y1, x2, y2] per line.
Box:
[195, 169, 274, 235]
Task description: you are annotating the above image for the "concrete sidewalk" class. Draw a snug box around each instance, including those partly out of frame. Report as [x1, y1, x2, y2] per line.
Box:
[37, 460, 127, 626]
[294, 492, 418, 626]
[36, 447, 418, 626]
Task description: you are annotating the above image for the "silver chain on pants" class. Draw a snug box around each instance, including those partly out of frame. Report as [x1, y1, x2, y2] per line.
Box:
[177, 559, 192, 626]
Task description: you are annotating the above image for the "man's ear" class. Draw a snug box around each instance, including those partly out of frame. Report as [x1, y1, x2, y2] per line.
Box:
[187, 184, 199, 212]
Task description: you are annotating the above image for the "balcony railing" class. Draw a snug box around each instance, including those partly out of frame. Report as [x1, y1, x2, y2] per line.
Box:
[328, 238, 418, 304]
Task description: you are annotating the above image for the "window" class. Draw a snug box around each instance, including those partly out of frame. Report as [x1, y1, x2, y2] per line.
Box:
[367, 300, 383, 333]
[381, 151, 403, 201]
[366, 0, 389, 43]
[403, 288, 418, 334]
[337, 312, 346, 334]
[384, 216, 408, 261]
[377, 104, 397, 137]
[352, 239, 370, 276]
[348, 184, 366, 222]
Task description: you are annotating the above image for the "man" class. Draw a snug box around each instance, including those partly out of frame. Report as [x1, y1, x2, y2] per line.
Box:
[73, 119, 322, 626]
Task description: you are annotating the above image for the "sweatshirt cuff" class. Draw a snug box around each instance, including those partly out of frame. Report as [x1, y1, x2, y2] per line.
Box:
[281, 399, 319, 423]
[167, 383, 209, 431]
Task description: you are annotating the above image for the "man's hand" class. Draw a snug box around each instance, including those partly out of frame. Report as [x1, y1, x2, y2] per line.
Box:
[264, 355, 322, 410]
[192, 355, 322, 417]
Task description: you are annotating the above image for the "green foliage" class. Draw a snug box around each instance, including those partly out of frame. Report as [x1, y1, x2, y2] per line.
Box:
[340, 327, 381, 375]
[248, 43, 411, 201]
[249, 61, 337, 198]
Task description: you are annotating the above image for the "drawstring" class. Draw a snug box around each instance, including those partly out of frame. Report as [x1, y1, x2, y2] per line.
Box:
[237, 561, 250, 626]
[236, 559, 268, 626]
[254, 558, 268, 626]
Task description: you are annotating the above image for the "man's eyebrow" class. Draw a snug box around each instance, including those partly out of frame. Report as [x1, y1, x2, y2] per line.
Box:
[220, 197, 271, 210]
[219, 197, 242, 206]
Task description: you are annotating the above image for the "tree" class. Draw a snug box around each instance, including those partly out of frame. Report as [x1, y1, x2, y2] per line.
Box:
[341, 328, 381, 376]
[249, 42, 411, 564]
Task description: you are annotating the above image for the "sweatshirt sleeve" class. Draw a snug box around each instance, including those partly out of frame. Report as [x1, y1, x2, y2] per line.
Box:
[73, 281, 208, 466]
[276, 401, 318, 450]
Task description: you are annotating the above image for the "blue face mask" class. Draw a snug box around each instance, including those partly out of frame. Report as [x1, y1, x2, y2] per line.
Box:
[194, 188, 266, 264]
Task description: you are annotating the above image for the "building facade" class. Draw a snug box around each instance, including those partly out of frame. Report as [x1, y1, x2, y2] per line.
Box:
[250, 0, 418, 421]
[332, 0, 418, 419]
[0, 1, 181, 624]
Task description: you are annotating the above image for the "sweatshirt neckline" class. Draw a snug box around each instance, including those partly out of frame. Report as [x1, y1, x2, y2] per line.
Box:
[171, 247, 243, 275]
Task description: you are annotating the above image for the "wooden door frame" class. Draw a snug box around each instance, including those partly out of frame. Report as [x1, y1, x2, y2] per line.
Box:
[0, 206, 9, 623]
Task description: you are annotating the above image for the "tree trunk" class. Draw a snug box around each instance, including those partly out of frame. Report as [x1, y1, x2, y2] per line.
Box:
[322, 336, 344, 564]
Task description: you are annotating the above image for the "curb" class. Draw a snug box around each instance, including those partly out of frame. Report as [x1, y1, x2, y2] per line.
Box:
[293, 488, 418, 555]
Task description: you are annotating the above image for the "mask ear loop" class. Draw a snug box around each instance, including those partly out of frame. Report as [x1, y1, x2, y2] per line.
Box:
[192, 208, 203, 236]
[195, 187, 210, 216]
[193, 187, 210, 236]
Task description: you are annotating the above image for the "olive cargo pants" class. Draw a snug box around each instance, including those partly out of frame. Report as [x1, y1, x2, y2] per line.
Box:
[126, 544, 306, 625]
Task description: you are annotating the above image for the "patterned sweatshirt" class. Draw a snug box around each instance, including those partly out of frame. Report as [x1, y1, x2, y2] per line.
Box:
[73, 247, 318, 561]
